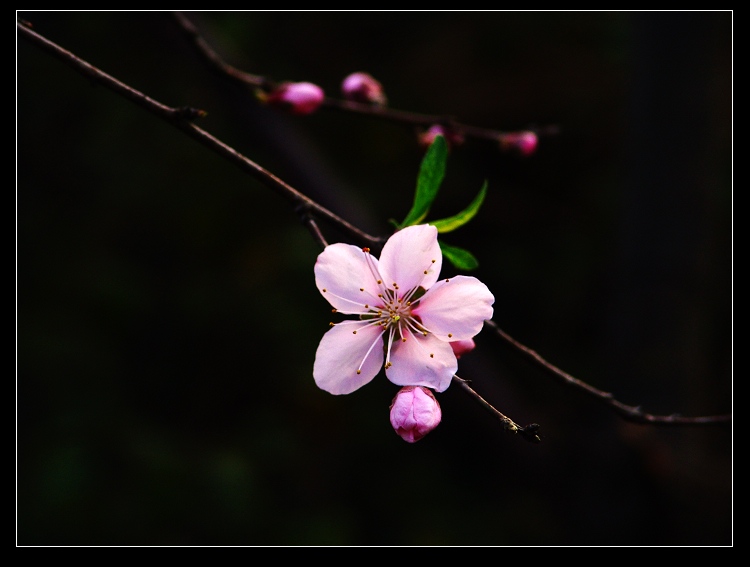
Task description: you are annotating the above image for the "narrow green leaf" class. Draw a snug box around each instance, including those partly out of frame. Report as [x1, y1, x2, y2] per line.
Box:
[398, 135, 448, 228]
[439, 241, 479, 270]
[430, 180, 488, 234]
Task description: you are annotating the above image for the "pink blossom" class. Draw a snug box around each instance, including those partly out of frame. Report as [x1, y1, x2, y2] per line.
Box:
[418, 124, 465, 152]
[341, 72, 387, 105]
[313, 224, 494, 395]
[450, 338, 475, 359]
[389, 386, 442, 443]
[264, 81, 325, 115]
[499, 131, 538, 156]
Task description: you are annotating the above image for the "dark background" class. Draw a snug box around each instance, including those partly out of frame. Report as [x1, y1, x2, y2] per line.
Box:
[17, 11, 732, 546]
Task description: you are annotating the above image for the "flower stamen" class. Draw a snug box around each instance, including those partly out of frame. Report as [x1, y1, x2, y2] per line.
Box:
[356, 326, 386, 374]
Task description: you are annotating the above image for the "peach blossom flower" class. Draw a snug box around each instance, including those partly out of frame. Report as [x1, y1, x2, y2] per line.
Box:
[313, 224, 494, 394]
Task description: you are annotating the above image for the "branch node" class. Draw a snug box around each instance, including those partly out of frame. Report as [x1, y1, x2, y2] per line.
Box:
[176, 106, 208, 120]
[519, 423, 542, 444]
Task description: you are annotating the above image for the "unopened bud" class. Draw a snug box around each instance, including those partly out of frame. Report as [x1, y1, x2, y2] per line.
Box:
[499, 130, 538, 157]
[261, 82, 325, 115]
[389, 386, 442, 443]
[450, 339, 475, 359]
[341, 72, 387, 106]
[418, 124, 465, 152]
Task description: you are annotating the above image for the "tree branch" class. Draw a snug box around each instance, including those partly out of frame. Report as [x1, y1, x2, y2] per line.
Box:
[170, 11, 560, 145]
[453, 375, 542, 443]
[484, 319, 731, 426]
[16, 19, 382, 250]
[171, 11, 272, 91]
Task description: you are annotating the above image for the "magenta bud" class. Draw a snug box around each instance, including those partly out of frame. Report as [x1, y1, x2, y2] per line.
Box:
[263, 81, 325, 115]
[341, 72, 387, 105]
[389, 386, 442, 443]
[450, 339, 475, 359]
[418, 124, 465, 152]
[499, 130, 538, 157]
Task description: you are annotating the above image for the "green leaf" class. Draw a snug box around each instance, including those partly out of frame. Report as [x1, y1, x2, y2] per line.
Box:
[398, 135, 448, 228]
[430, 180, 488, 234]
[439, 241, 479, 270]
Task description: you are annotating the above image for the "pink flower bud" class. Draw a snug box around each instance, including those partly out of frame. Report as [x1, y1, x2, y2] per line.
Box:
[389, 386, 442, 443]
[418, 124, 465, 152]
[499, 130, 538, 157]
[263, 82, 325, 115]
[341, 72, 387, 105]
[450, 339, 475, 359]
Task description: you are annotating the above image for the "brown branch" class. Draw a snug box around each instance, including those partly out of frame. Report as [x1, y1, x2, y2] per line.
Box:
[17, 19, 382, 250]
[170, 11, 560, 145]
[171, 11, 272, 91]
[296, 206, 329, 249]
[484, 319, 731, 426]
[453, 375, 542, 443]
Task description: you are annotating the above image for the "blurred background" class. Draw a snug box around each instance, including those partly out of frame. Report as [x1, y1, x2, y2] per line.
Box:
[17, 11, 732, 545]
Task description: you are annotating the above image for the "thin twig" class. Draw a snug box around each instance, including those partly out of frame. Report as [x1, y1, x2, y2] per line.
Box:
[171, 11, 272, 91]
[296, 206, 329, 249]
[17, 19, 382, 250]
[453, 375, 542, 443]
[484, 319, 731, 426]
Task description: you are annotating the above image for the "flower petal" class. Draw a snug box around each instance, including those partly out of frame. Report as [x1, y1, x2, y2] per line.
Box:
[315, 243, 383, 314]
[378, 224, 442, 294]
[313, 321, 385, 395]
[385, 332, 456, 392]
[412, 275, 495, 341]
